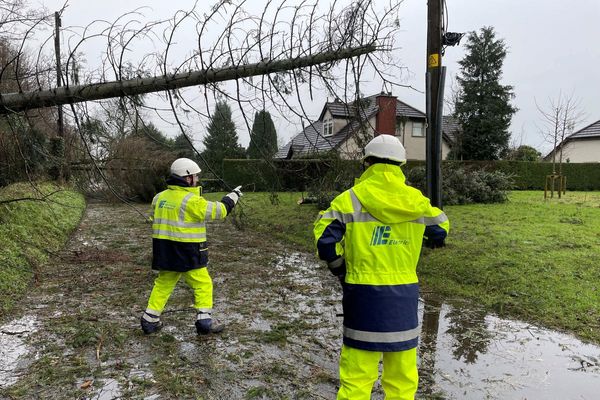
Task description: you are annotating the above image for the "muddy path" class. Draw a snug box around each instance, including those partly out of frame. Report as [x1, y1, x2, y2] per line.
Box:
[0, 202, 344, 399]
[1, 202, 600, 399]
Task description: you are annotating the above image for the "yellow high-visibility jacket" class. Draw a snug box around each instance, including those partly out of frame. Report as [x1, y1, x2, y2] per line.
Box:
[314, 163, 449, 351]
[151, 178, 232, 272]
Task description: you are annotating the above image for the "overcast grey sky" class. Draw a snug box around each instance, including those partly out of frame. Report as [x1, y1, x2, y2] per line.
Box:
[38, 0, 600, 154]
[396, 0, 600, 154]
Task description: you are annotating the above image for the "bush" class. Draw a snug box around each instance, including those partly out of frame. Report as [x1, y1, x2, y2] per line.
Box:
[305, 156, 363, 207]
[0, 116, 50, 186]
[406, 165, 513, 205]
[101, 136, 176, 202]
[223, 157, 362, 193]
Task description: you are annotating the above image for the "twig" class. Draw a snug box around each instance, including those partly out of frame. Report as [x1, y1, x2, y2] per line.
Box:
[0, 189, 63, 205]
[96, 335, 103, 361]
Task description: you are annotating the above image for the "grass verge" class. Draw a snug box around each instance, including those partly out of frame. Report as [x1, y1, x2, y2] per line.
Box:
[213, 190, 600, 343]
[0, 182, 85, 318]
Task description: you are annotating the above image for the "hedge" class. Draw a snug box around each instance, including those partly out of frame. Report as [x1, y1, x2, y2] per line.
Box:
[445, 161, 600, 191]
[221, 158, 362, 192]
[222, 159, 600, 191]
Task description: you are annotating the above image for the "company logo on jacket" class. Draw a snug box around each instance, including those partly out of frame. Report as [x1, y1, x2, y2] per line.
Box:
[158, 200, 176, 210]
[370, 225, 409, 246]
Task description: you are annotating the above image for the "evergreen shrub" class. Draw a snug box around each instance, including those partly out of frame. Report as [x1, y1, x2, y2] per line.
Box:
[406, 165, 513, 204]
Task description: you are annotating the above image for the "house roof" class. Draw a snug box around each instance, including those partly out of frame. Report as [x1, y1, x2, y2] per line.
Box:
[319, 95, 425, 121]
[277, 95, 456, 159]
[568, 119, 600, 140]
[276, 105, 378, 159]
[318, 96, 379, 121]
[545, 119, 600, 159]
[396, 99, 425, 119]
[442, 116, 461, 143]
[275, 120, 353, 159]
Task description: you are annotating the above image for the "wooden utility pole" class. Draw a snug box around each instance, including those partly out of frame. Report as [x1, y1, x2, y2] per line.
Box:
[54, 12, 64, 138]
[426, 0, 445, 208]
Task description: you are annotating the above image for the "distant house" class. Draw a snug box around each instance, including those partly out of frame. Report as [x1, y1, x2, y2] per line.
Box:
[276, 93, 458, 161]
[545, 120, 600, 163]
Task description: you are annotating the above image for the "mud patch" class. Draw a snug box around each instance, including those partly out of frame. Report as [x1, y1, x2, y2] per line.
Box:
[66, 249, 131, 263]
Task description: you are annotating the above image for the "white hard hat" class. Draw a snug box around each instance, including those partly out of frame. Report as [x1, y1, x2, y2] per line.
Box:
[363, 134, 406, 164]
[170, 158, 201, 176]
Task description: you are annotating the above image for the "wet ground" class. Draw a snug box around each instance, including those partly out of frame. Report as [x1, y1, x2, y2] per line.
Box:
[419, 301, 600, 399]
[1, 202, 599, 399]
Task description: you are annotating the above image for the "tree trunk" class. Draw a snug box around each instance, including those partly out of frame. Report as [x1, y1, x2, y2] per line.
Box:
[0, 45, 376, 114]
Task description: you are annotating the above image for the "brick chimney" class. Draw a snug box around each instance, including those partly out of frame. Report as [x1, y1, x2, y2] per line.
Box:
[375, 92, 397, 136]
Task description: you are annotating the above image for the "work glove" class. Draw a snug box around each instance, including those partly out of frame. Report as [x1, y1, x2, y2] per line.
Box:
[327, 257, 346, 276]
[226, 185, 243, 204]
[327, 257, 346, 287]
[424, 237, 445, 249]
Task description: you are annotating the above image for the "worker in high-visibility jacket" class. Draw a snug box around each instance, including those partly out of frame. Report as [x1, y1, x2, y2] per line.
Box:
[141, 158, 243, 335]
[314, 135, 449, 400]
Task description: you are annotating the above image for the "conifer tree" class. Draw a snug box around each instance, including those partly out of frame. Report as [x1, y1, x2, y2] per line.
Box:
[173, 133, 195, 158]
[454, 26, 517, 160]
[202, 101, 245, 172]
[247, 110, 278, 159]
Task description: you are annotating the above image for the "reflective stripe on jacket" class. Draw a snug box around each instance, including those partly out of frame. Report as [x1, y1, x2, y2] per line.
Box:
[314, 163, 449, 351]
[151, 184, 228, 272]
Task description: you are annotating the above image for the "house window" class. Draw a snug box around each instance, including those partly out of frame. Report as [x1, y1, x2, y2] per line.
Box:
[412, 121, 425, 137]
[323, 118, 334, 137]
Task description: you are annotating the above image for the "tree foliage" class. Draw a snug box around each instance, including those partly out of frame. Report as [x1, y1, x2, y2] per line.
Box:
[202, 101, 245, 172]
[104, 134, 175, 202]
[505, 145, 541, 162]
[0, 38, 61, 185]
[173, 133, 195, 159]
[454, 26, 517, 160]
[247, 110, 278, 159]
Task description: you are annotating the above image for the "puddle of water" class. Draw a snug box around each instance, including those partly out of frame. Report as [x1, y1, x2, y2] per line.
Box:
[419, 300, 600, 399]
[91, 378, 121, 400]
[249, 317, 272, 332]
[180, 341, 197, 355]
[273, 252, 341, 319]
[274, 252, 324, 285]
[0, 315, 38, 388]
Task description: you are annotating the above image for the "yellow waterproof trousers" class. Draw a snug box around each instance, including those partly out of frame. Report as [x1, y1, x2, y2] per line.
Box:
[145, 268, 213, 315]
[337, 345, 418, 400]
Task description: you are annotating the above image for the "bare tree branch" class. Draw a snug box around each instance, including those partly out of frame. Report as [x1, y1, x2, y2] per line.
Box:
[0, 43, 377, 113]
[536, 91, 585, 173]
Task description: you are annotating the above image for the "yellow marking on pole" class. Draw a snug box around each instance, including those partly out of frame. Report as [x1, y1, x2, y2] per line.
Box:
[428, 54, 439, 68]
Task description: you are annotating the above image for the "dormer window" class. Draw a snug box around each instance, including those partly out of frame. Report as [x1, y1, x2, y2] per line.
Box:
[323, 117, 334, 137]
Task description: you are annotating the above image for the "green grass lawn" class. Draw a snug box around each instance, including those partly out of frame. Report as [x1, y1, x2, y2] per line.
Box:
[0, 182, 85, 318]
[209, 190, 600, 343]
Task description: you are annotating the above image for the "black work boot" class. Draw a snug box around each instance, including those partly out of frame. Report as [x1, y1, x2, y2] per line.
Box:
[195, 312, 224, 335]
[141, 311, 163, 334]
